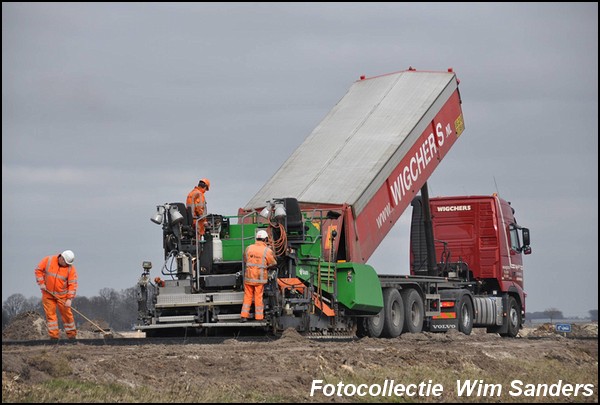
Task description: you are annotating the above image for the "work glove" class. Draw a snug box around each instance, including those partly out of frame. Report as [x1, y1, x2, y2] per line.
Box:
[64, 299, 72, 308]
[40, 284, 47, 292]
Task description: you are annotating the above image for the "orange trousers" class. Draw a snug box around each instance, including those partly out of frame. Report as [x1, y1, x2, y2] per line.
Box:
[240, 283, 265, 320]
[192, 219, 205, 240]
[42, 292, 77, 339]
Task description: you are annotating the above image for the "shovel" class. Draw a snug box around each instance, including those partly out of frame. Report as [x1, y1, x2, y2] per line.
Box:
[44, 289, 113, 338]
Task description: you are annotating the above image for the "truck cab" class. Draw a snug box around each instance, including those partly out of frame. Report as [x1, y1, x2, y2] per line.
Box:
[411, 194, 531, 336]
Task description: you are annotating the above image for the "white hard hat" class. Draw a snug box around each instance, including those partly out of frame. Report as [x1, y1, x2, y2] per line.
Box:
[61, 250, 75, 265]
[256, 230, 268, 241]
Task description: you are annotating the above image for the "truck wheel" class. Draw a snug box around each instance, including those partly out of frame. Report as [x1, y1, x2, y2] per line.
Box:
[366, 307, 385, 338]
[457, 295, 473, 335]
[502, 296, 521, 338]
[401, 289, 424, 333]
[382, 288, 404, 338]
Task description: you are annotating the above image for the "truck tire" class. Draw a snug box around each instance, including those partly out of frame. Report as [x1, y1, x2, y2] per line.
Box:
[366, 307, 385, 338]
[401, 289, 424, 333]
[501, 296, 521, 338]
[457, 295, 474, 335]
[382, 288, 404, 338]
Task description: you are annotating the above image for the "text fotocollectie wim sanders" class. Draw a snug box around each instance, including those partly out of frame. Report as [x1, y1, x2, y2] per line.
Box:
[309, 379, 596, 399]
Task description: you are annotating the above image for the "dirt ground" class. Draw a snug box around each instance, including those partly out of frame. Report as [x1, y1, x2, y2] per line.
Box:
[2, 312, 598, 403]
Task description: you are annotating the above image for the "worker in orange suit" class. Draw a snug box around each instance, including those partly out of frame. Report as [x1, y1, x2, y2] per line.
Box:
[186, 178, 210, 239]
[34, 250, 79, 340]
[240, 230, 277, 322]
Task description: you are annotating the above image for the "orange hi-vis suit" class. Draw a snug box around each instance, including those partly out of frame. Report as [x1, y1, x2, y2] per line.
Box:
[241, 241, 276, 320]
[35, 255, 78, 339]
[186, 186, 207, 239]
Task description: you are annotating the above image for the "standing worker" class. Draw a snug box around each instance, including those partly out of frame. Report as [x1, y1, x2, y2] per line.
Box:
[34, 250, 79, 340]
[186, 178, 210, 239]
[240, 230, 276, 322]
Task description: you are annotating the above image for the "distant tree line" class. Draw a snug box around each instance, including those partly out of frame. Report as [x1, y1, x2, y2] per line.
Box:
[526, 309, 565, 321]
[2, 287, 138, 332]
[526, 308, 599, 322]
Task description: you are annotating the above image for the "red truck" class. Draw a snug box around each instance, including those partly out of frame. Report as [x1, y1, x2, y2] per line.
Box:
[410, 193, 530, 336]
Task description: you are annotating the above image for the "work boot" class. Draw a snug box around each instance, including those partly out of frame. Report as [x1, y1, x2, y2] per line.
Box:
[239, 317, 247, 323]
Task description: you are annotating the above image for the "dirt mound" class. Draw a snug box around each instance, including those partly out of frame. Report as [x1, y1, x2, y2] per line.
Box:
[80, 319, 110, 333]
[526, 322, 598, 338]
[270, 327, 332, 347]
[77, 319, 120, 339]
[579, 323, 599, 336]
[2, 311, 46, 341]
[276, 327, 309, 344]
[2, 312, 117, 341]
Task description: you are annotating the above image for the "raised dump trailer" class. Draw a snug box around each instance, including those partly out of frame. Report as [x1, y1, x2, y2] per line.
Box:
[136, 68, 531, 338]
[245, 68, 465, 264]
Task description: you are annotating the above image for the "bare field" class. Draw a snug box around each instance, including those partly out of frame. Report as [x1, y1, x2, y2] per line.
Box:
[2, 325, 598, 403]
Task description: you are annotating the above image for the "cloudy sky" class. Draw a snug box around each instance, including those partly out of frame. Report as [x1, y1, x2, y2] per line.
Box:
[3, 3, 597, 317]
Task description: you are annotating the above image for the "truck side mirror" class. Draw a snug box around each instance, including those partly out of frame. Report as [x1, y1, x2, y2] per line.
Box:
[522, 228, 530, 246]
[523, 246, 532, 255]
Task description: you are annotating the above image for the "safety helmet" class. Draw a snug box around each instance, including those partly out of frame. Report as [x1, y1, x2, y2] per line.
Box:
[256, 230, 269, 241]
[61, 250, 75, 265]
[198, 178, 210, 190]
